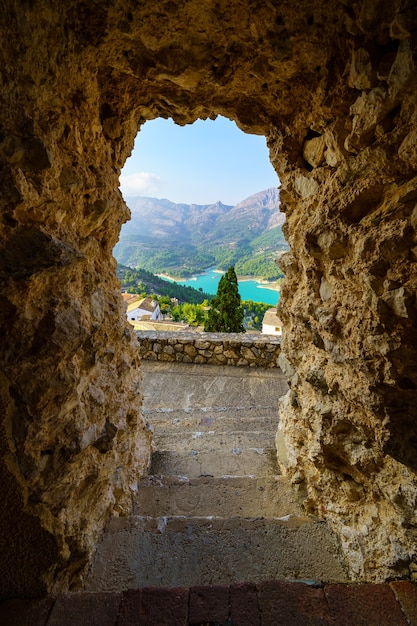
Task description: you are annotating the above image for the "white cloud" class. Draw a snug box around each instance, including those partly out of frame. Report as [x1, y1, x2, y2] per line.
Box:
[119, 172, 161, 196]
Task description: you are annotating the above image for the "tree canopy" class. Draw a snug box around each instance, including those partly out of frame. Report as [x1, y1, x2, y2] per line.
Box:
[204, 266, 245, 333]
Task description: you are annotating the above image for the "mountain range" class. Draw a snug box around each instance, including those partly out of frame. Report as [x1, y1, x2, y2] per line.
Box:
[114, 188, 288, 279]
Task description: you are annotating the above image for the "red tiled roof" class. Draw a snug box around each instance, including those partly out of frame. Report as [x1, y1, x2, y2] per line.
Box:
[138, 297, 158, 313]
[121, 292, 139, 304]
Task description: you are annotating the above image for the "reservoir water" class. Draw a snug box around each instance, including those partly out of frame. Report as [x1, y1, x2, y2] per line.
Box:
[163, 267, 280, 306]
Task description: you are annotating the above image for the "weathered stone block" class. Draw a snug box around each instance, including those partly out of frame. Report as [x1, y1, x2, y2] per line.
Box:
[198, 349, 213, 357]
[195, 340, 211, 349]
[324, 584, 408, 626]
[390, 581, 417, 626]
[184, 344, 198, 357]
[257, 581, 330, 626]
[241, 347, 256, 360]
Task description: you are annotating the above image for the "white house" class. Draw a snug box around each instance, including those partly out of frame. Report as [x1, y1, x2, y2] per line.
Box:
[125, 296, 162, 322]
[262, 308, 283, 336]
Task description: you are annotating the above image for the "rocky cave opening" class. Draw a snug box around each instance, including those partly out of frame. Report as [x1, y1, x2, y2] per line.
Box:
[1, 0, 417, 597]
[115, 112, 282, 334]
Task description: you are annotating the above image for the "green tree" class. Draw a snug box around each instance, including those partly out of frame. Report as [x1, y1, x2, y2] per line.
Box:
[204, 266, 245, 333]
[242, 300, 271, 330]
[182, 303, 206, 326]
[170, 303, 207, 326]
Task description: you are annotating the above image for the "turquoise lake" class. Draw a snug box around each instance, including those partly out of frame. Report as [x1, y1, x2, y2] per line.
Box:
[162, 267, 280, 306]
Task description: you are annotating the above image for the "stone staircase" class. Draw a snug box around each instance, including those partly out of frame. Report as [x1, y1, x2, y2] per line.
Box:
[86, 361, 348, 591]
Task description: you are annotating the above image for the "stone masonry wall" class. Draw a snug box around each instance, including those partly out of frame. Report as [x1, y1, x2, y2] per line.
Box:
[136, 331, 281, 367]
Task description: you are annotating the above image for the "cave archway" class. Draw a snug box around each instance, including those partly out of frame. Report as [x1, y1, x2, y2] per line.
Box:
[1, 0, 417, 594]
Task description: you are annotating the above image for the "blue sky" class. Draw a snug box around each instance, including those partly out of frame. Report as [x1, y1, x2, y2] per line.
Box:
[119, 116, 279, 205]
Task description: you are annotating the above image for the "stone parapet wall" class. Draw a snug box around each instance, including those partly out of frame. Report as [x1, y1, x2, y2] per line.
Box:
[136, 331, 281, 367]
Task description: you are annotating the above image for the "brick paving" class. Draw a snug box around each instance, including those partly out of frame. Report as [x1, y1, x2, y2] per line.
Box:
[1, 580, 416, 626]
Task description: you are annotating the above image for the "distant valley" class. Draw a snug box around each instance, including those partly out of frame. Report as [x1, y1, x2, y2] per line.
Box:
[114, 188, 288, 279]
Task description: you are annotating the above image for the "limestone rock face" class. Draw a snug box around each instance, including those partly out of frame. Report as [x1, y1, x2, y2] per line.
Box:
[1, 0, 417, 592]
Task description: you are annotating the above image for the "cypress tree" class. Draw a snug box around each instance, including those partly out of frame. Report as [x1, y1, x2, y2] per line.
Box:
[204, 266, 245, 333]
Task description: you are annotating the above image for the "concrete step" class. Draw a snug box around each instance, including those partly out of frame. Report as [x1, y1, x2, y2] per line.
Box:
[141, 361, 288, 412]
[86, 515, 349, 590]
[143, 407, 279, 433]
[133, 475, 305, 518]
[149, 447, 279, 478]
[153, 430, 276, 453]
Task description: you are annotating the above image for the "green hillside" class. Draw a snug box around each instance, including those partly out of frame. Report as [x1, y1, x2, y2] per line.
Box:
[116, 265, 213, 304]
[114, 188, 288, 279]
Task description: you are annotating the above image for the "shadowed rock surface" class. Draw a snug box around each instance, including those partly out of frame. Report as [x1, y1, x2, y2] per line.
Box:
[1, 0, 417, 594]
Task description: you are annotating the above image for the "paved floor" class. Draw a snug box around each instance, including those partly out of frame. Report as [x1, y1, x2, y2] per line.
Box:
[1, 580, 417, 625]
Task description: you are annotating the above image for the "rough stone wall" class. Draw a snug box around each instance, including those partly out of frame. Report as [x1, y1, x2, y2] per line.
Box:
[0, 1, 153, 595]
[274, 6, 417, 582]
[136, 331, 281, 367]
[1, 0, 417, 593]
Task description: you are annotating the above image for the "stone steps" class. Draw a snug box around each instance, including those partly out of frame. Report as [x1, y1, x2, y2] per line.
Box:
[153, 430, 277, 453]
[86, 515, 348, 591]
[87, 361, 348, 591]
[144, 408, 279, 433]
[133, 475, 305, 518]
[146, 407, 278, 422]
[149, 447, 279, 478]
[143, 402, 280, 415]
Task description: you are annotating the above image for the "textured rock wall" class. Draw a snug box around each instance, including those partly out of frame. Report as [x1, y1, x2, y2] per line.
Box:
[1, 0, 417, 592]
[136, 331, 281, 367]
[274, 5, 417, 581]
[0, 1, 153, 594]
